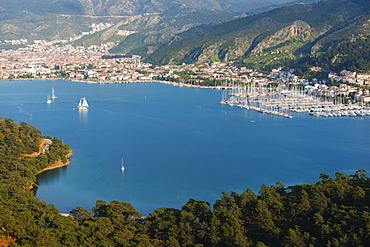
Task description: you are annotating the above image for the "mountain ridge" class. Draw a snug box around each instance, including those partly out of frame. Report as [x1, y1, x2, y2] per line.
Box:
[0, 0, 310, 17]
[146, 0, 370, 71]
[0, 0, 315, 55]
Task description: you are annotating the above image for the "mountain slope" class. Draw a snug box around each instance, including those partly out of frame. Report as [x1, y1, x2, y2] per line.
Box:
[0, 0, 314, 55]
[147, 0, 370, 68]
[0, 0, 313, 17]
[106, 10, 238, 56]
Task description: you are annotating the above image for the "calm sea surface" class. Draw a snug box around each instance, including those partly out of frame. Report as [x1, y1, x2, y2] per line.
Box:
[0, 80, 369, 215]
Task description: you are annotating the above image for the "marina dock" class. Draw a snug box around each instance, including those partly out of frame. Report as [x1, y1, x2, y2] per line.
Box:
[221, 85, 370, 118]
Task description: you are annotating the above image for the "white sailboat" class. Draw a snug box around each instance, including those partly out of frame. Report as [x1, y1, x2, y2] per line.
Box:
[51, 87, 57, 99]
[46, 95, 52, 104]
[121, 158, 125, 172]
[76, 97, 89, 110]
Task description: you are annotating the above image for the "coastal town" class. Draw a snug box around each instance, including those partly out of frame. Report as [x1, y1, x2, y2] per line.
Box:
[1, 39, 370, 118]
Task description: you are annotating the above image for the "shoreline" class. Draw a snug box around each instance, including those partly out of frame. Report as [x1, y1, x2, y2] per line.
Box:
[38, 150, 73, 174]
[2, 77, 228, 89]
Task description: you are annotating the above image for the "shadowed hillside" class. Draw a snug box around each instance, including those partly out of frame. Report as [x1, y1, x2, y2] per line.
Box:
[147, 0, 370, 72]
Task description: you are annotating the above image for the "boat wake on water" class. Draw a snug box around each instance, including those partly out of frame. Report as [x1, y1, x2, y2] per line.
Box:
[17, 105, 34, 121]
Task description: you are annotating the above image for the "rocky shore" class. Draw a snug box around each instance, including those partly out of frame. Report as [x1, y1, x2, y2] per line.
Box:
[38, 150, 73, 174]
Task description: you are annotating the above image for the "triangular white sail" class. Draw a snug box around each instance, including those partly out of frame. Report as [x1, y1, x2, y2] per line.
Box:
[77, 97, 89, 110]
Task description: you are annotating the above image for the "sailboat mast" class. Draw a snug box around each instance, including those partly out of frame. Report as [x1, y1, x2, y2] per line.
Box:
[51, 87, 57, 99]
[121, 157, 125, 171]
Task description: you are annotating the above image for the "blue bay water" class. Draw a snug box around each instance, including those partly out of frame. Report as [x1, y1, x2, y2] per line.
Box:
[0, 80, 369, 215]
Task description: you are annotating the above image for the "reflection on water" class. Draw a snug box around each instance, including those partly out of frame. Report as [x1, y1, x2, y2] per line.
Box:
[37, 166, 69, 186]
[78, 109, 88, 123]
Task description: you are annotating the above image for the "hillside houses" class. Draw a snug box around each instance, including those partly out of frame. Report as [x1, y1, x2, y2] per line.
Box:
[305, 83, 356, 97]
[328, 70, 370, 85]
[268, 68, 300, 83]
[0, 42, 152, 82]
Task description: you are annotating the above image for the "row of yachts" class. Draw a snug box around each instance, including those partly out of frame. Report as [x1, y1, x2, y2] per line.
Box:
[220, 86, 370, 118]
[221, 99, 294, 118]
[307, 108, 370, 117]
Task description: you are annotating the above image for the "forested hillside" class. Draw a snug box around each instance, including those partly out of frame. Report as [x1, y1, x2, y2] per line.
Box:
[147, 0, 370, 72]
[0, 118, 370, 246]
[291, 27, 370, 74]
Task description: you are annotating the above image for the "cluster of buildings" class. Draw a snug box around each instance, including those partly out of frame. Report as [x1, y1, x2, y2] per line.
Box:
[1, 39, 29, 45]
[328, 70, 370, 85]
[91, 23, 113, 33]
[305, 83, 370, 103]
[0, 40, 369, 104]
[268, 68, 300, 83]
[70, 23, 113, 41]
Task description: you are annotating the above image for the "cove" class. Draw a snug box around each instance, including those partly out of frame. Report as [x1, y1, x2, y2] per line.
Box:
[0, 80, 369, 215]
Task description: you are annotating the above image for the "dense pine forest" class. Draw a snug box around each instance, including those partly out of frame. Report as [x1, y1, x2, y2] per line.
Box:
[0, 118, 369, 246]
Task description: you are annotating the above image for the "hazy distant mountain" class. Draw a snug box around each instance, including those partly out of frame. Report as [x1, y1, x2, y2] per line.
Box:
[0, 0, 314, 17]
[73, 0, 318, 16]
[0, 0, 316, 56]
[146, 0, 370, 72]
